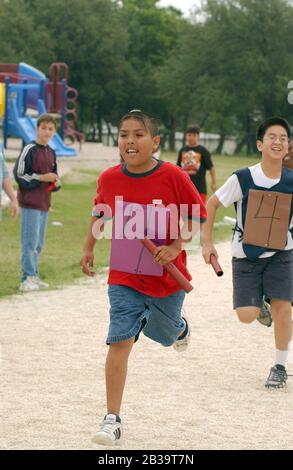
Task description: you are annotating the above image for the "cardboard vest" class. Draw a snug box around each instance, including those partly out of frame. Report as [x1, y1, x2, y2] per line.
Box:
[234, 167, 293, 261]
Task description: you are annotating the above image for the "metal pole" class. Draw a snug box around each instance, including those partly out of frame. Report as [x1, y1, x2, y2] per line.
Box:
[60, 78, 66, 139]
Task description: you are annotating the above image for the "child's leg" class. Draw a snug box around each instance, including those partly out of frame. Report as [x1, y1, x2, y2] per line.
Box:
[106, 285, 151, 414]
[20, 208, 42, 280]
[271, 299, 292, 350]
[105, 337, 135, 416]
[263, 251, 293, 350]
[232, 257, 266, 323]
[265, 300, 291, 388]
[261, 251, 292, 387]
[236, 307, 259, 323]
[35, 210, 49, 273]
[142, 290, 186, 346]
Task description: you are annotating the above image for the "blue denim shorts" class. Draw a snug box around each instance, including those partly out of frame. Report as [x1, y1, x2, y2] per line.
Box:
[107, 285, 186, 347]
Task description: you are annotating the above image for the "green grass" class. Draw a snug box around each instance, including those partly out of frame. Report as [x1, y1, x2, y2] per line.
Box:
[0, 169, 110, 298]
[0, 154, 259, 298]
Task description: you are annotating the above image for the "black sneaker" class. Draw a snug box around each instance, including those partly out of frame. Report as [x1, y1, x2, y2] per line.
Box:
[257, 298, 272, 327]
[265, 364, 288, 389]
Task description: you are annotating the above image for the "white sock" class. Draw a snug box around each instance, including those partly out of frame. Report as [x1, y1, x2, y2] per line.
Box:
[275, 349, 289, 367]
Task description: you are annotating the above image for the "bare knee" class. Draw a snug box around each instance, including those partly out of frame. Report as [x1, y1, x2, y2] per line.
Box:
[236, 307, 259, 324]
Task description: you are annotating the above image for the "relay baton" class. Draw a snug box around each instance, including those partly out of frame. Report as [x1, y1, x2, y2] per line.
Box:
[210, 254, 223, 277]
[141, 238, 193, 293]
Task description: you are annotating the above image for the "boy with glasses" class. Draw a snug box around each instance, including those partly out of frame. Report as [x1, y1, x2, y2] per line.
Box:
[202, 116, 293, 389]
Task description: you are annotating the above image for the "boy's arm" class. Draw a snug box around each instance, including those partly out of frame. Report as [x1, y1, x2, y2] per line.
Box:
[48, 152, 61, 191]
[51, 150, 61, 185]
[3, 176, 19, 218]
[13, 146, 57, 189]
[209, 166, 217, 192]
[201, 194, 222, 263]
[80, 216, 98, 276]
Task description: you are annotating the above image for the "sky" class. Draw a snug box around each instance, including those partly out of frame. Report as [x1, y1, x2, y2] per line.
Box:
[158, 0, 201, 16]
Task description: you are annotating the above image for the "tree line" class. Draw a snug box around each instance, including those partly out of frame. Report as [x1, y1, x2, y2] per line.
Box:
[1, 0, 293, 153]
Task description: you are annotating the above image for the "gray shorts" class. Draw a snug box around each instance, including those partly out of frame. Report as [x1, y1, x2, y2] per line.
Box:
[232, 250, 293, 309]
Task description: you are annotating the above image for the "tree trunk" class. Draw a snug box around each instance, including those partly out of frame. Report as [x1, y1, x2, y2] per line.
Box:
[90, 126, 96, 142]
[216, 133, 226, 154]
[182, 114, 188, 145]
[246, 114, 257, 155]
[168, 116, 176, 151]
[97, 114, 102, 143]
[199, 113, 209, 128]
[105, 121, 116, 146]
[247, 132, 257, 155]
[234, 135, 247, 154]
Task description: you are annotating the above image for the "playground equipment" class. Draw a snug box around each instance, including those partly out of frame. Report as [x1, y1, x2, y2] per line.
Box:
[0, 63, 83, 156]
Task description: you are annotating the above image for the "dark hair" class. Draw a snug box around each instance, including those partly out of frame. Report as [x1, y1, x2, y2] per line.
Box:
[118, 110, 159, 137]
[256, 116, 290, 141]
[37, 113, 57, 129]
[185, 125, 200, 135]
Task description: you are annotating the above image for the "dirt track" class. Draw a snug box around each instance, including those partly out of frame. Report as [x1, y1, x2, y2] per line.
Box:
[1, 143, 292, 450]
[0, 241, 292, 450]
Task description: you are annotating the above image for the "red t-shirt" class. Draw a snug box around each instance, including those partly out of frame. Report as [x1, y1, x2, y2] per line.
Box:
[93, 161, 207, 297]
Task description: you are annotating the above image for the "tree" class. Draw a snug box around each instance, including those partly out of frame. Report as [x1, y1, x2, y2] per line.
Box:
[0, 0, 54, 67]
[25, 0, 129, 137]
[157, 0, 293, 153]
[119, 0, 184, 130]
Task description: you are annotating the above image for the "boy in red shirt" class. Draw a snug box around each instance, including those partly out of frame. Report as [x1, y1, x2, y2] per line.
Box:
[80, 110, 206, 445]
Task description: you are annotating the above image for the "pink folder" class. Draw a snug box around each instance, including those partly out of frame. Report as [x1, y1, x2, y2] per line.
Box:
[110, 201, 170, 276]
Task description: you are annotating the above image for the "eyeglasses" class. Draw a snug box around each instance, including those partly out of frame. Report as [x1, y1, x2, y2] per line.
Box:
[264, 134, 289, 144]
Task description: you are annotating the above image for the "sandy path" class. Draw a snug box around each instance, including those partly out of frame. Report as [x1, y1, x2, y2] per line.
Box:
[0, 241, 292, 450]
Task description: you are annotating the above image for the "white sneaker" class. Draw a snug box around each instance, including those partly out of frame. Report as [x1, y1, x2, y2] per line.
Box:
[35, 277, 49, 289]
[19, 276, 40, 292]
[257, 297, 272, 327]
[173, 316, 191, 352]
[92, 414, 122, 446]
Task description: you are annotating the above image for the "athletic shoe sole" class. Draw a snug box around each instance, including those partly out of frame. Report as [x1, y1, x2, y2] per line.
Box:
[92, 433, 122, 446]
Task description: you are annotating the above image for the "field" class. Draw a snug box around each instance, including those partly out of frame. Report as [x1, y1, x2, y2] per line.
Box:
[0, 153, 258, 298]
[1, 151, 292, 452]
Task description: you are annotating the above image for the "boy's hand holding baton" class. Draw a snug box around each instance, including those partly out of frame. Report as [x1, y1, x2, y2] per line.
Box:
[141, 238, 194, 293]
[202, 244, 224, 276]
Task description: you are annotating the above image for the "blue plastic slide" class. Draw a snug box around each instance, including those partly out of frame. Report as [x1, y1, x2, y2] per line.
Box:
[9, 98, 76, 156]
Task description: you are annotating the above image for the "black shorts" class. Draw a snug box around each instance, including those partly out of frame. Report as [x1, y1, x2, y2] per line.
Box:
[232, 250, 293, 309]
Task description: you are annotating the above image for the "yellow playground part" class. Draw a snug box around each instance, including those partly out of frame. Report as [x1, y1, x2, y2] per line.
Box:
[0, 83, 5, 118]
